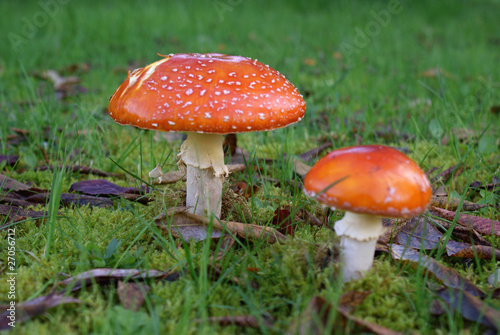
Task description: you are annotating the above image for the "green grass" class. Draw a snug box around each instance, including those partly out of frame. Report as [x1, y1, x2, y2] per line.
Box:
[1, 0, 499, 333]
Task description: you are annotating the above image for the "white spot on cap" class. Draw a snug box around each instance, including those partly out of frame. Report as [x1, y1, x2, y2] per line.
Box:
[185, 88, 193, 95]
[168, 121, 175, 125]
[161, 76, 168, 81]
[205, 112, 212, 118]
[223, 90, 230, 94]
[223, 116, 229, 121]
[215, 91, 221, 95]
[247, 126, 252, 130]
[172, 68, 178, 72]
[200, 89, 206, 96]
[258, 113, 265, 120]
[152, 123, 158, 127]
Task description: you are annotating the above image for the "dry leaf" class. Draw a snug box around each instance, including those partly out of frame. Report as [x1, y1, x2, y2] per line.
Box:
[393, 217, 443, 250]
[435, 287, 500, 331]
[291, 157, 311, 178]
[391, 244, 485, 297]
[35, 165, 122, 178]
[231, 182, 260, 199]
[339, 291, 371, 312]
[391, 217, 500, 259]
[444, 240, 500, 259]
[117, 281, 150, 311]
[272, 207, 297, 236]
[0, 204, 51, 230]
[430, 206, 500, 237]
[298, 142, 333, 163]
[160, 207, 286, 244]
[155, 170, 185, 185]
[156, 210, 223, 242]
[41, 69, 80, 89]
[420, 67, 457, 80]
[0, 155, 19, 167]
[0, 293, 81, 330]
[289, 296, 402, 335]
[430, 195, 486, 212]
[59, 268, 170, 292]
[69, 180, 151, 204]
[0, 174, 32, 192]
[303, 58, 317, 66]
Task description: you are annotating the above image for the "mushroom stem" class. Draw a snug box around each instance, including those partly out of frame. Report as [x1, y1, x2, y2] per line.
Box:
[177, 132, 229, 217]
[334, 211, 384, 282]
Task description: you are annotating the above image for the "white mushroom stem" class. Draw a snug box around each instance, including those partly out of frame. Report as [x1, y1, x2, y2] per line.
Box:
[334, 211, 384, 282]
[177, 132, 229, 218]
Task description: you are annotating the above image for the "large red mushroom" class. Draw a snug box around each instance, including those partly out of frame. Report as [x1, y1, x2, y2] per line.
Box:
[109, 53, 306, 217]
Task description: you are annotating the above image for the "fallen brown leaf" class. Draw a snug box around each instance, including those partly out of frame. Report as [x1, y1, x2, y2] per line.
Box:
[0, 293, 81, 330]
[391, 244, 485, 297]
[59, 268, 170, 292]
[154, 170, 185, 185]
[117, 281, 150, 312]
[0, 174, 32, 192]
[339, 291, 371, 312]
[231, 182, 260, 199]
[272, 207, 297, 236]
[444, 240, 500, 259]
[35, 165, 122, 178]
[435, 287, 500, 331]
[0, 155, 19, 167]
[69, 179, 151, 204]
[431, 195, 486, 212]
[391, 217, 500, 259]
[160, 207, 286, 244]
[420, 67, 457, 80]
[291, 157, 311, 179]
[0, 204, 51, 230]
[298, 142, 333, 163]
[289, 296, 402, 335]
[430, 206, 500, 237]
[156, 209, 224, 242]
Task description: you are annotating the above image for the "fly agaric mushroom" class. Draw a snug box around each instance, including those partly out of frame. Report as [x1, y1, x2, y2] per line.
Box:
[303, 145, 432, 281]
[109, 53, 305, 217]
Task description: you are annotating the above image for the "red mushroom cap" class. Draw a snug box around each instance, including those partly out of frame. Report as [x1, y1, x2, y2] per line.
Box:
[303, 145, 432, 218]
[108, 53, 306, 134]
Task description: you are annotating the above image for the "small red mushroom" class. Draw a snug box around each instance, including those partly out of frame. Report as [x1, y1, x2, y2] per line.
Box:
[303, 145, 432, 281]
[109, 53, 306, 217]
